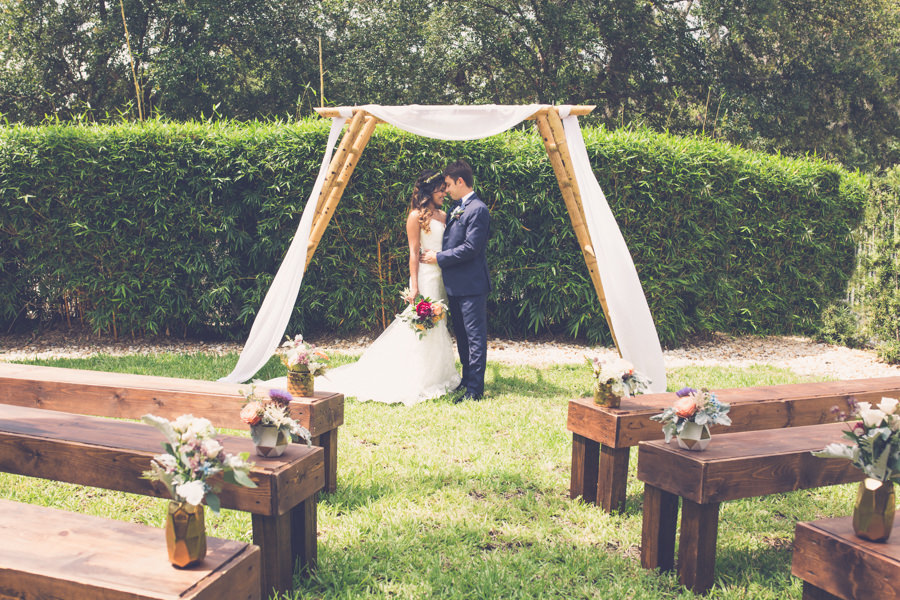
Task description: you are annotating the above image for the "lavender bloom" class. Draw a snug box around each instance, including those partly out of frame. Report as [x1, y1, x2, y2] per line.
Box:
[676, 387, 698, 398]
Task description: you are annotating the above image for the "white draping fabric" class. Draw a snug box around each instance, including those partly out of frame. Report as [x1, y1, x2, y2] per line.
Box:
[220, 104, 666, 392]
[561, 112, 666, 392]
[360, 104, 543, 141]
[218, 115, 348, 382]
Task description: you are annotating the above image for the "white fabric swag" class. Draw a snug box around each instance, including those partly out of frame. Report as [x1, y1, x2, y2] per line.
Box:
[219, 104, 667, 393]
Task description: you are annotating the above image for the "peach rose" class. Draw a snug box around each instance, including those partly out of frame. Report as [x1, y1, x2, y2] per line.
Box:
[240, 401, 262, 425]
[432, 304, 443, 316]
[673, 396, 698, 419]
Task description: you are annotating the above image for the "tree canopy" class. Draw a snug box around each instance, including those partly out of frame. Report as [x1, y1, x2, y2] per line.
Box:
[1, 0, 898, 170]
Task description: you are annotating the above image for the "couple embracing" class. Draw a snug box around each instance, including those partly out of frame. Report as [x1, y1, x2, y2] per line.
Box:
[320, 160, 490, 406]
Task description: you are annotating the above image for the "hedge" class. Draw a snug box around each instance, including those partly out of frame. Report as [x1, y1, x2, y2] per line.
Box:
[0, 119, 866, 346]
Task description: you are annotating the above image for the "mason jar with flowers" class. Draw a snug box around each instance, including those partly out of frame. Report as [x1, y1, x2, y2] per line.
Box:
[142, 414, 256, 567]
[240, 385, 312, 457]
[650, 387, 731, 451]
[277, 334, 329, 397]
[586, 356, 651, 408]
[813, 396, 900, 542]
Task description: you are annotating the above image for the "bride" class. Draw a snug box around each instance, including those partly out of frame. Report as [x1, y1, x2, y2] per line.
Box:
[316, 169, 461, 405]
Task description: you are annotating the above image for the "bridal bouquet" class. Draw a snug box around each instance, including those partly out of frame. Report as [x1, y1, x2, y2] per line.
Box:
[398, 288, 447, 339]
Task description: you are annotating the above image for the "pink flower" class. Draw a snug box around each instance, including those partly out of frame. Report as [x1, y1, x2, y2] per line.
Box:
[673, 396, 698, 419]
[240, 401, 262, 425]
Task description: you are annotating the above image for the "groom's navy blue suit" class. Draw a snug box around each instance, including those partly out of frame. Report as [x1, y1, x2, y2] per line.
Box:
[437, 192, 491, 399]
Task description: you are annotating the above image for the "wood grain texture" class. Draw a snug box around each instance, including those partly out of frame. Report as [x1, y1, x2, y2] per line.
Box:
[567, 376, 900, 447]
[0, 404, 324, 516]
[0, 499, 260, 600]
[792, 517, 900, 600]
[637, 423, 863, 503]
[677, 499, 720, 593]
[569, 433, 599, 503]
[0, 363, 344, 437]
[597, 445, 630, 512]
[640, 484, 679, 571]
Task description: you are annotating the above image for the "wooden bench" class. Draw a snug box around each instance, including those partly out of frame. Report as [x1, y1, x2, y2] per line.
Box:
[0, 403, 324, 597]
[568, 376, 900, 512]
[638, 422, 863, 594]
[792, 516, 900, 600]
[0, 362, 343, 493]
[0, 498, 261, 600]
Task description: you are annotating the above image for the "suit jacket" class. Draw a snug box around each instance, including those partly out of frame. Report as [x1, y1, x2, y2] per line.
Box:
[437, 193, 492, 296]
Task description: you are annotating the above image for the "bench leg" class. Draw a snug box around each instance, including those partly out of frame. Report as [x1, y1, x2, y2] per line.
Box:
[677, 499, 720, 594]
[320, 429, 338, 494]
[252, 512, 294, 597]
[640, 484, 679, 572]
[570, 433, 599, 504]
[291, 493, 318, 574]
[802, 581, 842, 600]
[598, 445, 630, 513]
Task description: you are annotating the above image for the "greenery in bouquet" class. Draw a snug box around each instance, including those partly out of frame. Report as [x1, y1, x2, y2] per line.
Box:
[142, 414, 256, 512]
[586, 356, 651, 397]
[650, 387, 732, 443]
[240, 383, 312, 446]
[398, 288, 447, 339]
[277, 334, 329, 375]
[813, 396, 900, 482]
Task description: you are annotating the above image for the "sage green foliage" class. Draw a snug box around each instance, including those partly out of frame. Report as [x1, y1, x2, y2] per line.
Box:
[849, 167, 900, 361]
[2, 353, 839, 599]
[0, 120, 864, 345]
[815, 302, 867, 349]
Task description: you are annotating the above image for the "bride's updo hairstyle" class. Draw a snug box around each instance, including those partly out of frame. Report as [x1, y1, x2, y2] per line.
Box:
[410, 169, 443, 233]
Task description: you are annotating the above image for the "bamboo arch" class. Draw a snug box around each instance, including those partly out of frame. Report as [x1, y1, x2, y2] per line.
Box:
[307, 105, 621, 353]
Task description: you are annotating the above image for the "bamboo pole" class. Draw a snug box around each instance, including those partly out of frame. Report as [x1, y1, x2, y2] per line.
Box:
[313, 105, 595, 120]
[305, 113, 378, 268]
[536, 112, 621, 353]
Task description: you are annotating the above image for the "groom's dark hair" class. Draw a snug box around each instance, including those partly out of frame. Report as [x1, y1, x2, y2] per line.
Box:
[443, 159, 474, 188]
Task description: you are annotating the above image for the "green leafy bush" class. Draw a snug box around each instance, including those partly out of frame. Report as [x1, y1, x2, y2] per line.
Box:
[0, 120, 866, 345]
[815, 301, 867, 348]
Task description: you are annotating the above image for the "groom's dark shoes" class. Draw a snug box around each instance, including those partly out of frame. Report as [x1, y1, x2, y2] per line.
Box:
[452, 383, 466, 394]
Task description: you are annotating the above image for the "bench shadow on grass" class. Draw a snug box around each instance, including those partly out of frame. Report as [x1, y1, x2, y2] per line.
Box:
[482, 363, 573, 398]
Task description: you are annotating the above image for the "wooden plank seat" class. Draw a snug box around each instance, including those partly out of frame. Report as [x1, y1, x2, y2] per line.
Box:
[0, 403, 324, 597]
[0, 498, 261, 600]
[791, 517, 900, 600]
[0, 362, 343, 493]
[567, 376, 900, 512]
[637, 422, 864, 594]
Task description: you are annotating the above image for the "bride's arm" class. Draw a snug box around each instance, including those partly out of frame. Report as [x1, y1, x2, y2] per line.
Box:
[405, 211, 421, 302]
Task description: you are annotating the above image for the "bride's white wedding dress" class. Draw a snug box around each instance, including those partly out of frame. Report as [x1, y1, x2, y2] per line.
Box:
[314, 220, 460, 405]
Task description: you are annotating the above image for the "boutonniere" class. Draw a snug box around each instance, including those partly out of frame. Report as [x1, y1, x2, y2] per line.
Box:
[450, 204, 465, 221]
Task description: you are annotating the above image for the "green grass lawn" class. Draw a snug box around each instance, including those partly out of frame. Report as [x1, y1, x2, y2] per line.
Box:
[1, 353, 857, 599]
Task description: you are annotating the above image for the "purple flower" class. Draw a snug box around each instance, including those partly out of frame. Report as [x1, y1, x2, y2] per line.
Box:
[676, 387, 698, 398]
[269, 389, 294, 405]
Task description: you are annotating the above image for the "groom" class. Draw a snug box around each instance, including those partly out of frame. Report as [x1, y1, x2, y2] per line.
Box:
[422, 159, 490, 401]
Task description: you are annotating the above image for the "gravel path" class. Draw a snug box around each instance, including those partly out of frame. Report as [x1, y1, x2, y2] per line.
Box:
[1, 330, 898, 381]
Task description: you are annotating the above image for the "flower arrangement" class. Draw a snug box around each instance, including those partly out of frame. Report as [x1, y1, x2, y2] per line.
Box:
[240, 384, 312, 447]
[586, 356, 651, 398]
[813, 396, 900, 482]
[398, 288, 447, 338]
[650, 387, 732, 443]
[277, 334, 329, 375]
[142, 414, 256, 512]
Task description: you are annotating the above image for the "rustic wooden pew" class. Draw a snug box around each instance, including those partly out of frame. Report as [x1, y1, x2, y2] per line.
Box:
[0, 362, 343, 493]
[792, 517, 900, 600]
[0, 403, 324, 598]
[638, 422, 863, 594]
[0, 498, 262, 600]
[567, 376, 900, 512]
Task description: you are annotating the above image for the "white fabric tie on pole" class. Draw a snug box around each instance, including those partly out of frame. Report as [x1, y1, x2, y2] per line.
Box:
[219, 114, 349, 383]
[560, 111, 666, 392]
[221, 104, 666, 392]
